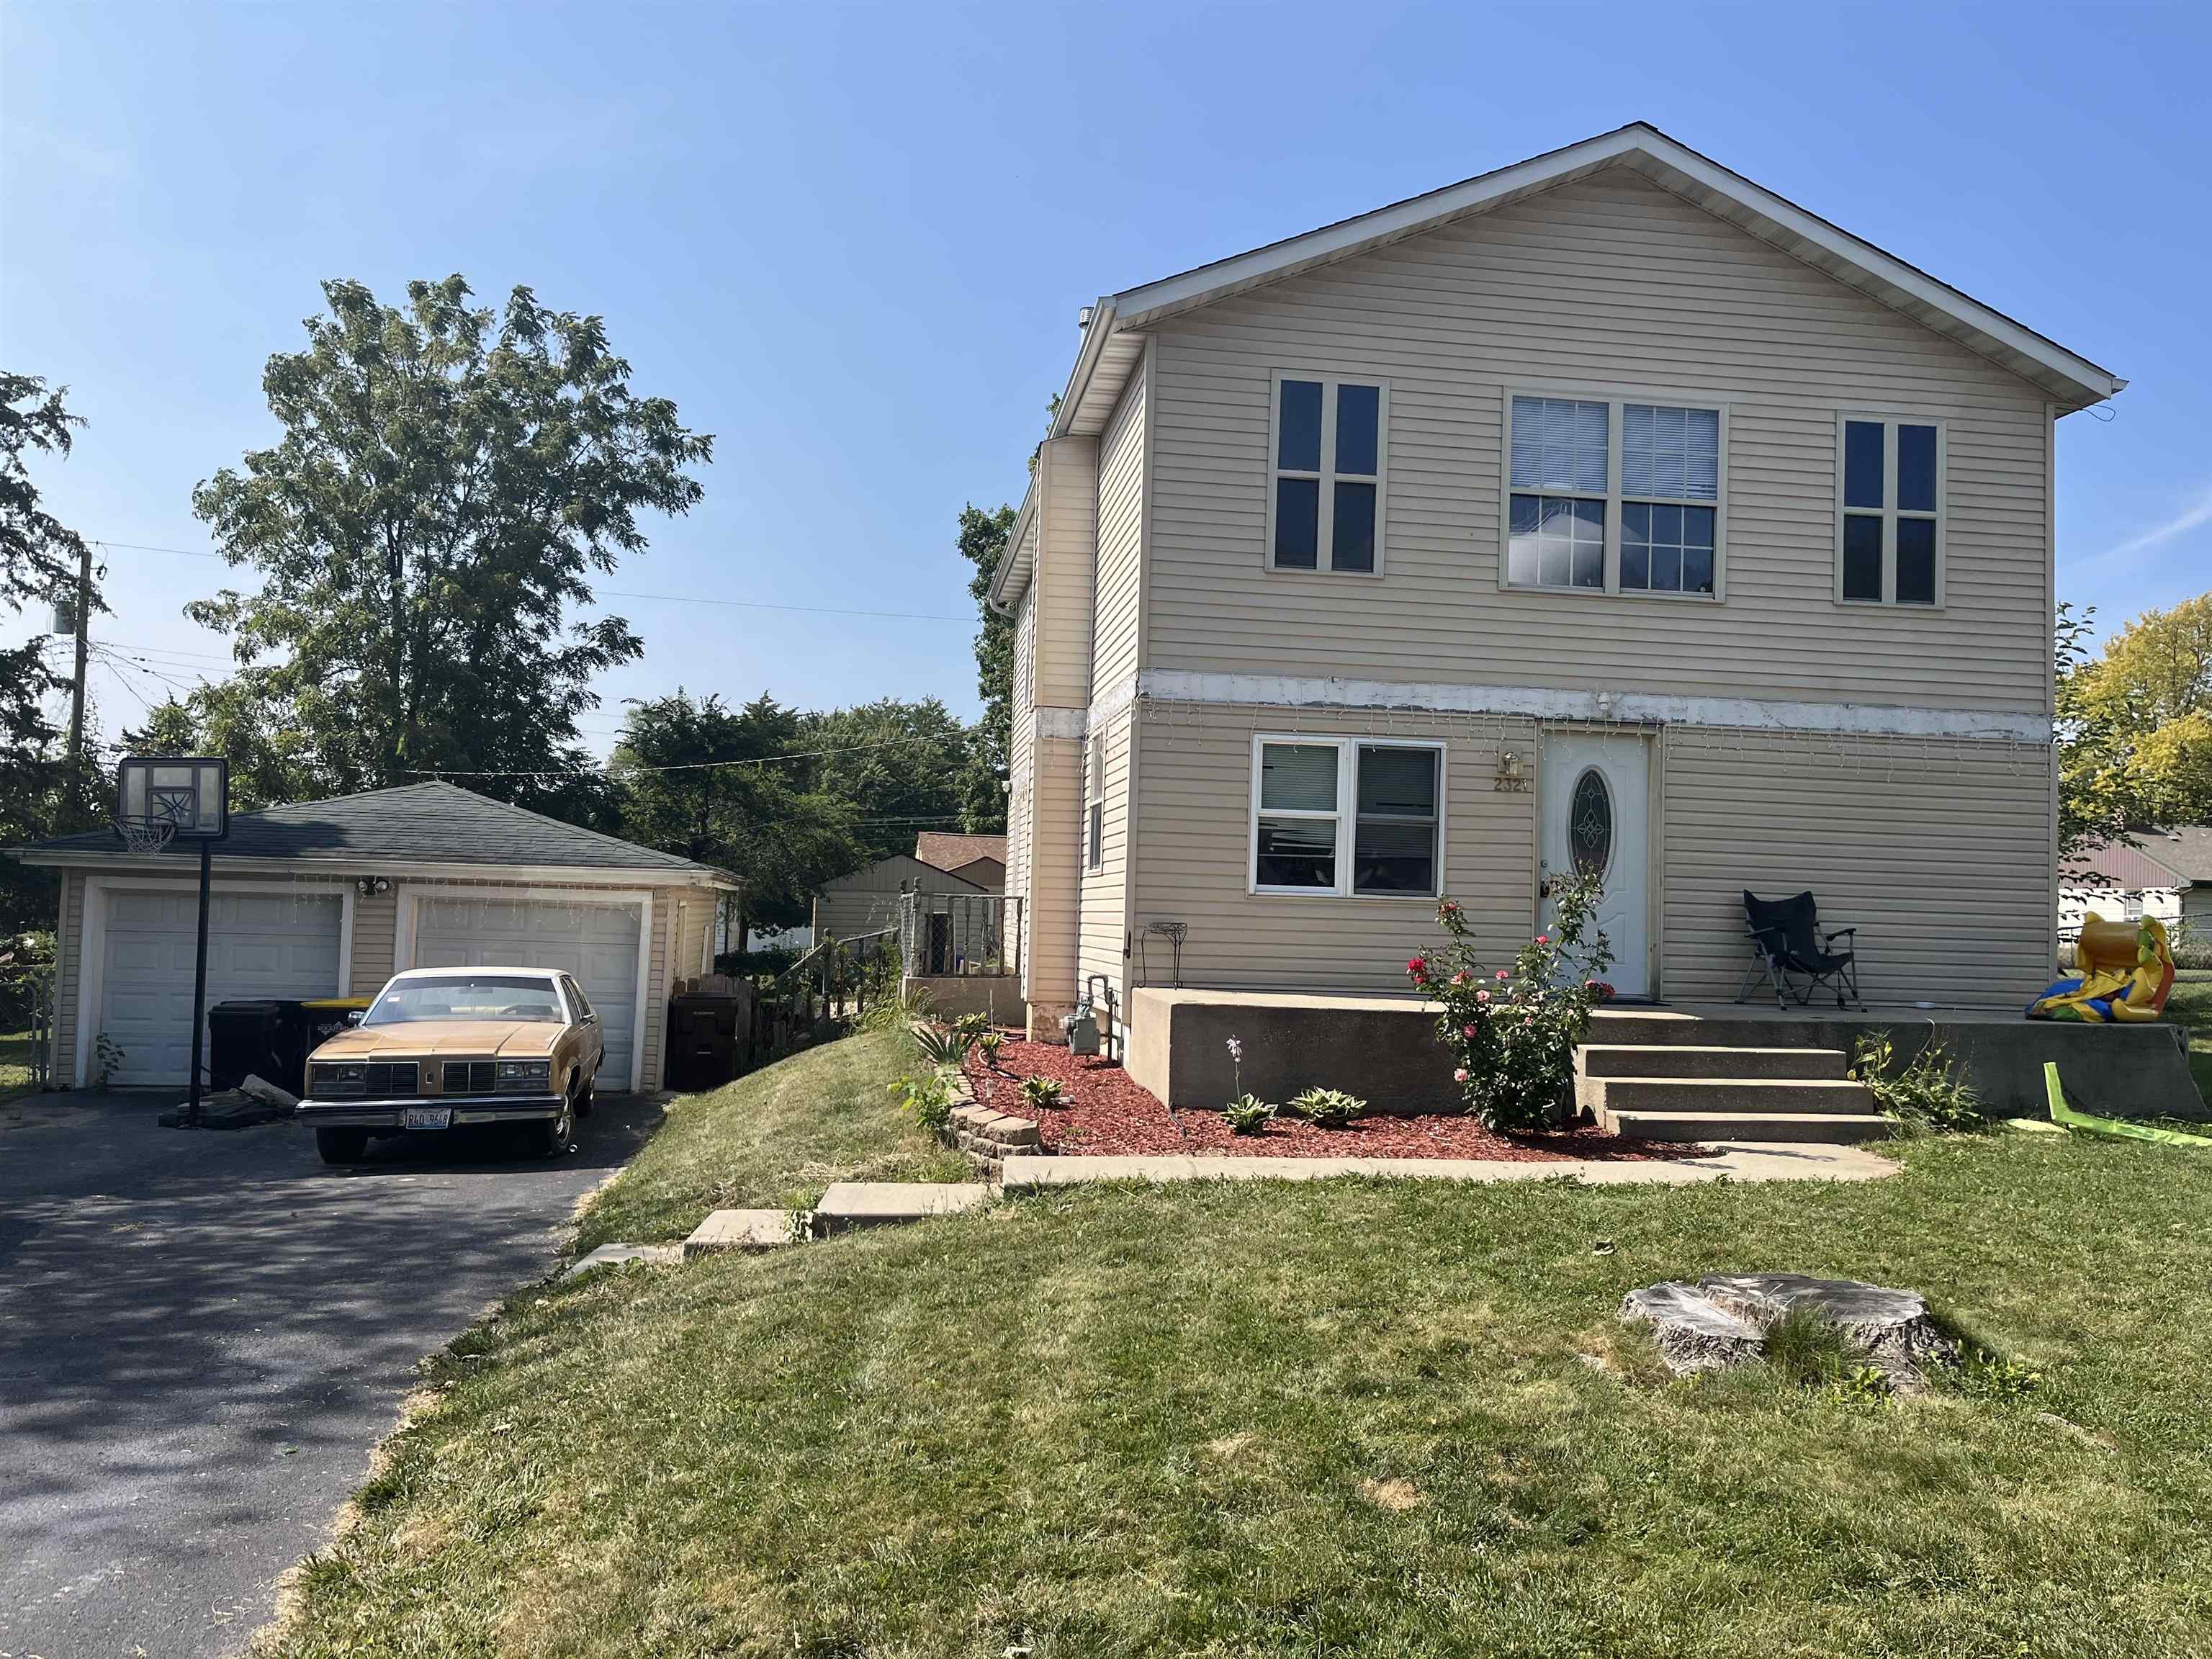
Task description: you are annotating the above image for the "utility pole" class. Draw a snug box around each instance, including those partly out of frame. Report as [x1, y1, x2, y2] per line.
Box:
[65, 536, 91, 796]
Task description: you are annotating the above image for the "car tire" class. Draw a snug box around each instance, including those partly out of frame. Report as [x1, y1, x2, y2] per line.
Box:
[575, 1071, 595, 1119]
[523, 1089, 577, 1159]
[315, 1127, 369, 1165]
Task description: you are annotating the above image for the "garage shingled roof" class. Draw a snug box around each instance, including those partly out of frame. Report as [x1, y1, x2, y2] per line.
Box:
[21, 781, 732, 879]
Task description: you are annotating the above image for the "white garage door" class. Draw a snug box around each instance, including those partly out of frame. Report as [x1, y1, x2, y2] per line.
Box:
[96, 889, 344, 1087]
[410, 895, 643, 1089]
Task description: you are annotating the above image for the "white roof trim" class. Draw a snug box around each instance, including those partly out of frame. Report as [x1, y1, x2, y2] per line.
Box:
[987, 481, 1039, 613]
[1066, 122, 2118, 421]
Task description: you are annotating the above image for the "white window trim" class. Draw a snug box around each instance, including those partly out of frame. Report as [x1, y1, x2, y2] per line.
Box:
[1264, 369, 1391, 577]
[1496, 382, 1731, 602]
[1833, 411, 1947, 610]
[1246, 734, 1447, 901]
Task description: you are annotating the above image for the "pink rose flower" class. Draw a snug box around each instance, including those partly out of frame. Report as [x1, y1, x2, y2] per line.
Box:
[1535, 933, 1550, 945]
[1462, 1022, 1478, 1038]
[1495, 969, 1510, 981]
[1475, 989, 1491, 1004]
[1452, 1067, 1469, 1084]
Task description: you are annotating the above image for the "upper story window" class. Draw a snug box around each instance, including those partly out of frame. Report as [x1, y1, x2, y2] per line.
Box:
[1269, 373, 1388, 575]
[1249, 736, 1442, 899]
[1504, 392, 1725, 598]
[1837, 415, 1943, 606]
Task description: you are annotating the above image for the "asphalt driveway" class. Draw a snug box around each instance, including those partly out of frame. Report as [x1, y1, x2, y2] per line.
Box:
[0, 1087, 662, 1658]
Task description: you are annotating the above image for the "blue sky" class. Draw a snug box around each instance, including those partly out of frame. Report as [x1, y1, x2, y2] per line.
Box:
[4, 1, 2205, 755]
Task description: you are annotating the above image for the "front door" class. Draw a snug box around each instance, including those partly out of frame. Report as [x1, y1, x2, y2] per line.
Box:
[1539, 732, 1652, 997]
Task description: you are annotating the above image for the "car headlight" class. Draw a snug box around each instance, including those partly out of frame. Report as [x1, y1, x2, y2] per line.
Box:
[496, 1059, 552, 1092]
[313, 1061, 367, 1096]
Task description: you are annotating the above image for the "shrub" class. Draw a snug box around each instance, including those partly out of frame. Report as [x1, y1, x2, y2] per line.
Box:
[1408, 873, 1615, 1132]
[1223, 1094, 1275, 1135]
[1851, 1028, 1983, 1132]
[1287, 1087, 1367, 1128]
[1019, 1074, 1066, 1110]
[909, 1022, 974, 1069]
[888, 1072, 953, 1131]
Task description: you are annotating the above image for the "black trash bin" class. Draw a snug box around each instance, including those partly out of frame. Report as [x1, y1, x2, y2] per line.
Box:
[666, 990, 747, 1092]
[207, 1000, 285, 1093]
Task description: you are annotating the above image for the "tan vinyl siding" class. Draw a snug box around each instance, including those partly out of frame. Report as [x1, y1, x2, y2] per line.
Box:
[1076, 707, 1135, 1010]
[1130, 703, 1537, 994]
[351, 884, 397, 995]
[1146, 167, 2051, 714]
[1007, 586, 1036, 984]
[1092, 361, 1146, 691]
[814, 855, 976, 942]
[641, 892, 670, 1090]
[1028, 732, 1084, 1012]
[1660, 729, 2054, 1008]
[1035, 436, 1099, 708]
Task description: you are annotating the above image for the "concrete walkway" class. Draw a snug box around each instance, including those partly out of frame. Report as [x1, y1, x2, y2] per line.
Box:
[1000, 1141, 1898, 1190]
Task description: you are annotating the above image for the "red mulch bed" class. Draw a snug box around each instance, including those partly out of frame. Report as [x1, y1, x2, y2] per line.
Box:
[961, 1039, 1705, 1162]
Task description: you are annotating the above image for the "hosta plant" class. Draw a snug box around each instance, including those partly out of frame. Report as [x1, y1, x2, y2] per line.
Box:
[1407, 872, 1615, 1133]
[1018, 1074, 1066, 1110]
[1287, 1087, 1367, 1128]
[1223, 1094, 1276, 1135]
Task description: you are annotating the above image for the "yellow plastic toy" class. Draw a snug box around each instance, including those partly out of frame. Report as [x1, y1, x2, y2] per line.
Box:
[2027, 913, 2175, 1023]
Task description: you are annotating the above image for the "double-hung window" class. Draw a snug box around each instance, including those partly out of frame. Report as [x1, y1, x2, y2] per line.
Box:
[1269, 373, 1388, 573]
[1837, 415, 1943, 606]
[1085, 733, 1105, 873]
[1250, 736, 1443, 898]
[1505, 392, 1725, 597]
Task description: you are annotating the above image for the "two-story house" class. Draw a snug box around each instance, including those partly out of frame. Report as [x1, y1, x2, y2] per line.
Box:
[991, 123, 2121, 1043]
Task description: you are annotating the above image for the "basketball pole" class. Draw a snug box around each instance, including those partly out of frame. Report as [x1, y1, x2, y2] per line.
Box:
[186, 837, 212, 1127]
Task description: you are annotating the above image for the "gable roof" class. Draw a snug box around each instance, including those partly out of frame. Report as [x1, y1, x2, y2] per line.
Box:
[2070, 827, 2212, 889]
[17, 781, 736, 884]
[913, 832, 1007, 873]
[819, 852, 985, 895]
[999, 124, 2121, 607]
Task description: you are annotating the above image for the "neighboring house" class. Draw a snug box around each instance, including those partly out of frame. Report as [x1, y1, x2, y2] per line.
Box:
[17, 781, 738, 1092]
[913, 832, 1007, 893]
[991, 122, 2122, 1036]
[2061, 828, 2212, 938]
[812, 853, 983, 943]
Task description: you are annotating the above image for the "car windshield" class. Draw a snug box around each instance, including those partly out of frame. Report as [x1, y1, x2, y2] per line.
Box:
[364, 974, 565, 1025]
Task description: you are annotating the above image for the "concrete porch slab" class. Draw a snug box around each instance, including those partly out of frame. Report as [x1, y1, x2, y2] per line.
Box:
[813, 1182, 996, 1233]
[999, 1142, 1897, 1190]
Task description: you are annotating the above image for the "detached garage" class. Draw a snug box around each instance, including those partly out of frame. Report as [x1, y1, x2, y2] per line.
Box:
[22, 781, 739, 1094]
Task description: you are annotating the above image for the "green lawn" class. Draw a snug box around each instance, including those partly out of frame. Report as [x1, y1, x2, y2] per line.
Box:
[573, 1025, 968, 1254]
[0, 1028, 37, 1105]
[2163, 968, 2212, 1106]
[265, 1039, 2212, 1658]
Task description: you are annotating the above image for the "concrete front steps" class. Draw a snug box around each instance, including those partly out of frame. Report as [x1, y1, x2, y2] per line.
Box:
[1578, 1029, 1892, 1145]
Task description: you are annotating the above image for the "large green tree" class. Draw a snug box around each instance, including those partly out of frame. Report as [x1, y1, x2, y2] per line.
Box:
[954, 502, 1016, 834]
[2058, 594, 2212, 854]
[613, 691, 858, 943]
[798, 696, 976, 866]
[184, 276, 710, 811]
[1, 373, 104, 937]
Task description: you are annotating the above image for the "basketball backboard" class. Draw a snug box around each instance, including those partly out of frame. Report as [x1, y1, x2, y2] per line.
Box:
[116, 756, 229, 850]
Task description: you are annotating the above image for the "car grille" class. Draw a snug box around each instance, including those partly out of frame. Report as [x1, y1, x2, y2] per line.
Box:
[310, 1061, 420, 1097]
[443, 1060, 497, 1095]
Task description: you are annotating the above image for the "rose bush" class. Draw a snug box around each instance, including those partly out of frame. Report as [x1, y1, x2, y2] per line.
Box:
[1406, 876, 1616, 1131]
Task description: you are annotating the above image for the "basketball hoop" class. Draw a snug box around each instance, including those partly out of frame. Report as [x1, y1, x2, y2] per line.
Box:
[115, 814, 179, 856]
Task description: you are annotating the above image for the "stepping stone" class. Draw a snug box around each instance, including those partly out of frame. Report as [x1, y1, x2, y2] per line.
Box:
[565, 1242, 683, 1277]
[683, 1209, 802, 1257]
[813, 1182, 994, 1233]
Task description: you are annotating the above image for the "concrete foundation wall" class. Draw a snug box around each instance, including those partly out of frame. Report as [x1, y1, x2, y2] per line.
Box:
[905, 976, 1027, 1028]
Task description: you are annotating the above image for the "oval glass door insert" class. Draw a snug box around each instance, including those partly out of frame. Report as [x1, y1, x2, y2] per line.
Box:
[1568, 766, 1613, 881]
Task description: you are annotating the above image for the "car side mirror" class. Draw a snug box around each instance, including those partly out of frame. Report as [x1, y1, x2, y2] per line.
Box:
[345, 1010, 365, 1027]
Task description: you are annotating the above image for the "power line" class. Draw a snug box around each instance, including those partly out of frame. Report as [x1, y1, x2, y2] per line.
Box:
[81, 538, 974, 622]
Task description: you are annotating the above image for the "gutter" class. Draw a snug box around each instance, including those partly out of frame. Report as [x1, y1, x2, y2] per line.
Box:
[1048, 296, 1118, 442]
[7, 850, 742, 891]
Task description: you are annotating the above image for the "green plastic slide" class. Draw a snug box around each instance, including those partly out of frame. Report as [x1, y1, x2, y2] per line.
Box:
[2038, 1061, 2212, 1148]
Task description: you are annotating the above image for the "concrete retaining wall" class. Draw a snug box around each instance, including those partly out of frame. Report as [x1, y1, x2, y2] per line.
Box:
[1127, 988, 2205, 1121]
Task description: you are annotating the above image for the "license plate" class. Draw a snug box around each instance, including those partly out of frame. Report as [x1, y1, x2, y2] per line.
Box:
[402, 1107, 452, 1131]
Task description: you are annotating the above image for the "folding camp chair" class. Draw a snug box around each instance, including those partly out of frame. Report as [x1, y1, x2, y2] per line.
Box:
[1736, 890, 1863, 1010]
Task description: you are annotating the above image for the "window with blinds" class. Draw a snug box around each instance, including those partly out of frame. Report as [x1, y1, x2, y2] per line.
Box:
[1504, 390, 1727, 598]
